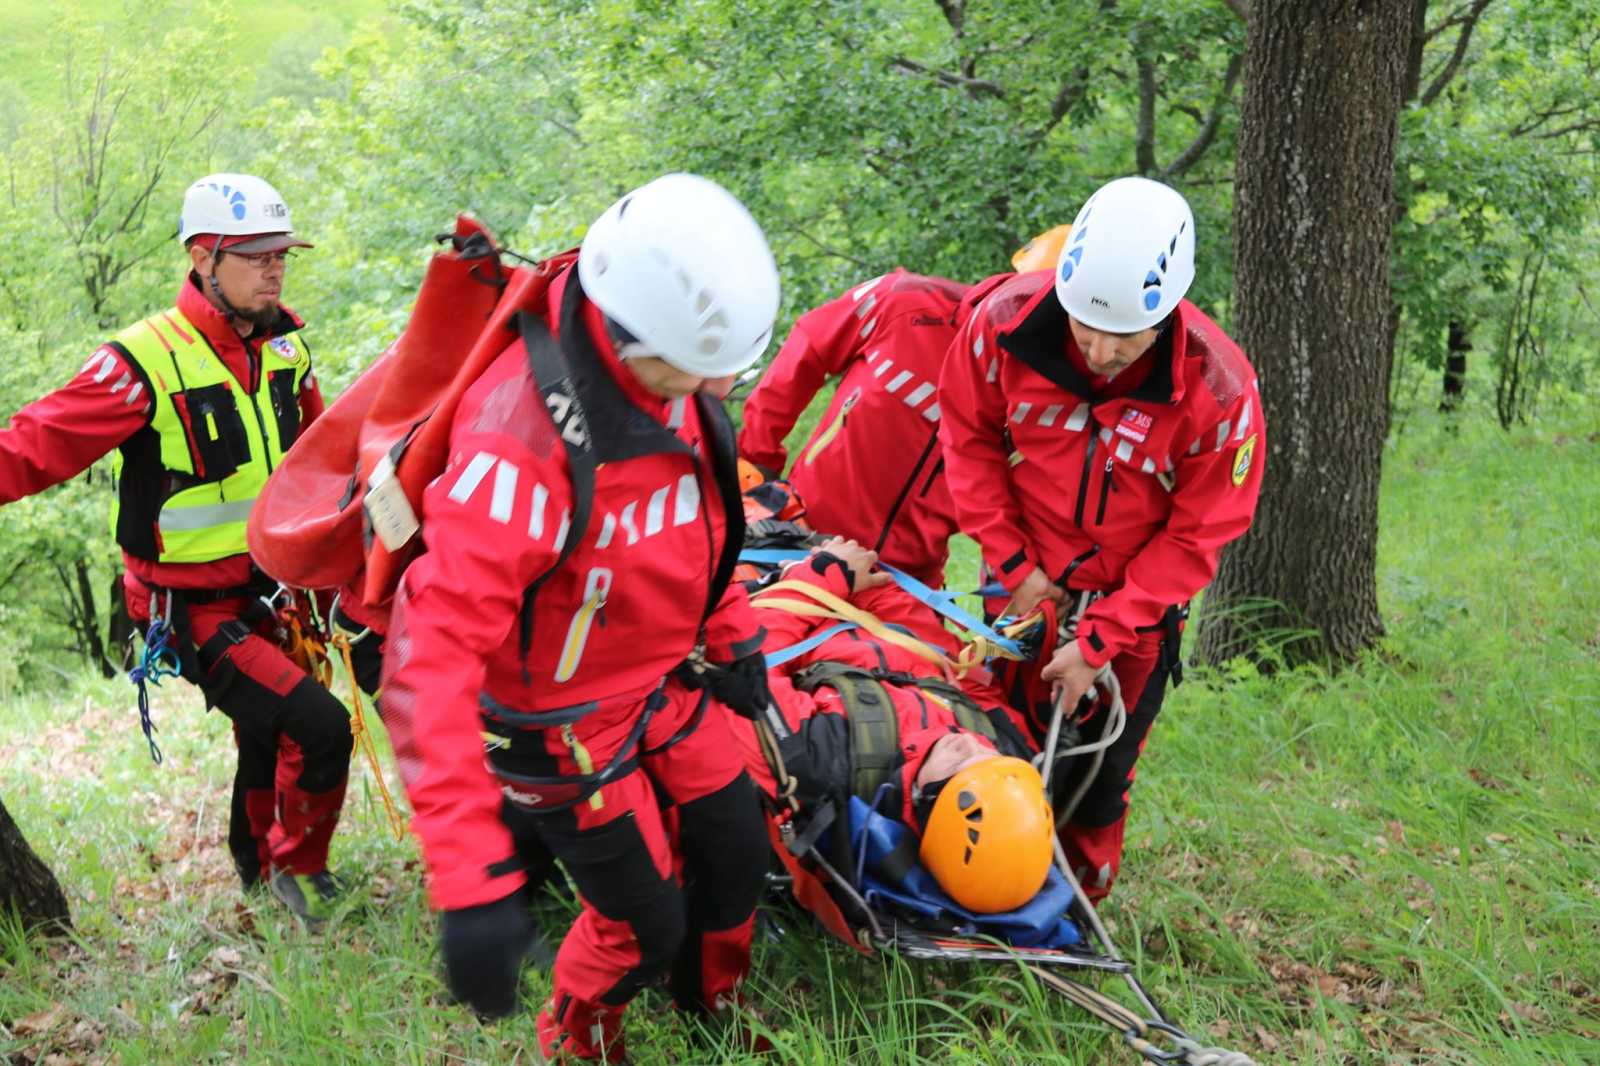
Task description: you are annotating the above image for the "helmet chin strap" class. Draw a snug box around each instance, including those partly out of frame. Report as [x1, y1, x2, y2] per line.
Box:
[205, 234, 254, 333]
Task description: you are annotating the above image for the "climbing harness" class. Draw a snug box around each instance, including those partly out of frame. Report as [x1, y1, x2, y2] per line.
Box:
[264, 583, 334, 688]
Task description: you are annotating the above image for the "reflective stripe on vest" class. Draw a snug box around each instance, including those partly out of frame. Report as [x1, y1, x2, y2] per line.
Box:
[108, 308, 310, 563]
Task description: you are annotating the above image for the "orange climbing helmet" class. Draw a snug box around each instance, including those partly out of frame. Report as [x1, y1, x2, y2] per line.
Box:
[1011, 224, 1072, 273]
[737, 457, 768, 494]
[919, 755, 1053, 913]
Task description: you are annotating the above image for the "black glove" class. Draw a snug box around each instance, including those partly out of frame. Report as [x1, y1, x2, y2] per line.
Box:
[709, 651, 773, 721]
[439, 890, 535, 1017]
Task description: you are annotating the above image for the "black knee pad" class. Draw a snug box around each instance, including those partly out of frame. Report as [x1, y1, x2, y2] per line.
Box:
[542, 811, 687, 1005]
[281, 678, 355, 792]
[676, 773, 768, 931]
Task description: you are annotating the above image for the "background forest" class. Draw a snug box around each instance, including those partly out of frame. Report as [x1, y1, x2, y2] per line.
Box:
[1, 1, 1597, 1063]
[0, 0, 1594, 679]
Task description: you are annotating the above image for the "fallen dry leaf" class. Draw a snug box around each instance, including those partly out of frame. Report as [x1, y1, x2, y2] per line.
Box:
[13, 1005, 65, 1037]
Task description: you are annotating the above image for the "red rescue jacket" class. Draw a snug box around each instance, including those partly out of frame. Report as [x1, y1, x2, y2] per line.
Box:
[0, 276, 322, 592]
[939, 272, 1265, 669]
[380, 265, 763, 910]
[737, 561, 1035, 826]
[738, 270, 969, 586]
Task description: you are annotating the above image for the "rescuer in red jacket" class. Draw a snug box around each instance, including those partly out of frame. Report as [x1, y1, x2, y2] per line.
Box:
[0, 173, 353, 923]
[737, 269, 971, 586]
[379, 174, 781, 1060]
[939, 176, 1265, 900]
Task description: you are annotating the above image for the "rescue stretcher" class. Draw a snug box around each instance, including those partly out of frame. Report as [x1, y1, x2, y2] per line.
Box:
[734, 546, 1258, 1066]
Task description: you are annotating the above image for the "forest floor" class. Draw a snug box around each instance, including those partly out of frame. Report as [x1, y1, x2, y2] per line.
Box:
[2, 410, 1598, 1065]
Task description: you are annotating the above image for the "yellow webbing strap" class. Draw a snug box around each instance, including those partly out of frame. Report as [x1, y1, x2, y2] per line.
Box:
[330, 631, 408, 842]
[954, 610, 1048, 674]
[752, 580, 958, 679]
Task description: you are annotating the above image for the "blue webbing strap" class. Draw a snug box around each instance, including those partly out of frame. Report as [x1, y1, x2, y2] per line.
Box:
[738, 548, 1024, 659]
[764, 622, 858, 668]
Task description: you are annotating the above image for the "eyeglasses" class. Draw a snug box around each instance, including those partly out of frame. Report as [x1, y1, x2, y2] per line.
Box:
[229, 250, 295, 269]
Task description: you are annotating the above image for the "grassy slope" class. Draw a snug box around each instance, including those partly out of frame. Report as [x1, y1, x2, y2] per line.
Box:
[2, 413, 1598, 1065]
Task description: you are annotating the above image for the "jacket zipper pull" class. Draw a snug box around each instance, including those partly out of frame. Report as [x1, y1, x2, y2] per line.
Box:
[560, 723, 605, 811]
[554, 566, 612, 683]
[804, 389, 860, 465]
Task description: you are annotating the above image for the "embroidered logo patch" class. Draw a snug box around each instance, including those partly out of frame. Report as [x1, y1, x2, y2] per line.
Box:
[1116, 406, 1154, 444]
[1231, 434, 1257, 486]
[268, 336, 300, 365]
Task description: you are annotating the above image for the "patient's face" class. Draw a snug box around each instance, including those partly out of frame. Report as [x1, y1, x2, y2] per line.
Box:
[917, 732, 998, 790]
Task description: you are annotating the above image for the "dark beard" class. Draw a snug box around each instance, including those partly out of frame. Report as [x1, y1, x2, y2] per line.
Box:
[235, 304, 279, 334]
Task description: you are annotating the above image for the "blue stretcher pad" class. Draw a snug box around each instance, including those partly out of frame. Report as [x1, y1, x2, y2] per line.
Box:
[846, 796, 1082, 949]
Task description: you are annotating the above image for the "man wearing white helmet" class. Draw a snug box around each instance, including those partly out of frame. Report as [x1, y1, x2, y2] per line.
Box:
[0, 173, 353, 923]
[938, 176, 1265, 900]
[378, 174, 779, 1058]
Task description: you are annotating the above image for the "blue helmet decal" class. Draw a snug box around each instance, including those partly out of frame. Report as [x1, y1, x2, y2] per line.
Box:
[1140, 220, 1188, 315]
[207, 182, 248, 220]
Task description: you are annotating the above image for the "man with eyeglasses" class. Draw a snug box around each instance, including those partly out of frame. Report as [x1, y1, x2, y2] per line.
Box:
[938, 176, 1265, 903]
[0, 172, 353, 925]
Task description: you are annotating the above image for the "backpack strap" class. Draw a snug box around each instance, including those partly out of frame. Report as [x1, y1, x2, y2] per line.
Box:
[694, 392, 747, 628]
[796, 662, 902, 803]
[514, 311, 597, 669]
[905, 676, 998, 743]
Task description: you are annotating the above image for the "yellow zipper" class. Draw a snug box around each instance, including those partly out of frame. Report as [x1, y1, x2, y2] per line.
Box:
[554, 567, 612, 683]
[561, 723, 605, 810]
[804, 389, 862, 465]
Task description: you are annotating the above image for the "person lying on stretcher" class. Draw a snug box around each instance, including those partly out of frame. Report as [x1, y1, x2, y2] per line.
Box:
[725, 537, 1060, 917]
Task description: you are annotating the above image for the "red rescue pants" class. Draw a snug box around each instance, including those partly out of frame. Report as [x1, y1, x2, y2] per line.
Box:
[128, 581, 353, 885]
[490, 678, 767, 1062]
[997, 626, 1172, 903]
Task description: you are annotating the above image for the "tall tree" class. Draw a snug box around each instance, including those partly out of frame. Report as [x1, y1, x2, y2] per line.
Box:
[0, 795, 70, 933]
[1197, 0, 1416, 664]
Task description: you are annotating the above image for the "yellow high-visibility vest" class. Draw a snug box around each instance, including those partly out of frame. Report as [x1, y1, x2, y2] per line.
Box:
[107, 308, 311, 563]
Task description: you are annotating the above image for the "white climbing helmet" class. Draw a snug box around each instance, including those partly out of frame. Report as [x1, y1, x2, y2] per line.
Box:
[178, 173, 313, 252]
[1054, 176, 1194, 334]
[578, 173, 780, 378]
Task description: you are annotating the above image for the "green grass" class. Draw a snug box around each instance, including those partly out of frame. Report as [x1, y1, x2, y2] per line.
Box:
[3, 410, 1599, 1064]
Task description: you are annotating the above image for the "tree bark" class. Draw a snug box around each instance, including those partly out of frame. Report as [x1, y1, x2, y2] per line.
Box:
[1197, 0, 1413, 665]
[0, 794, 71, 933]
[74, 558, 116, 679]
[107, 571, 135, 671]
[1439, 318, 1471, 411]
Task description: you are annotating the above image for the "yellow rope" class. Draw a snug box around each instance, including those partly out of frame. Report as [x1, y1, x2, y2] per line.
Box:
[331, 631, 408, 842]
[752, 580, 958, 678]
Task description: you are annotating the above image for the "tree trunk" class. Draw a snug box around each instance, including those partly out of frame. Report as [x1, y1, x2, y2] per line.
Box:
[0, 794, 71, 933]
[75, 558, 116, 679]
[1439, 319, 1471, 412]
[107, 571, 135, 671]
[1197, 0, 1412, 666]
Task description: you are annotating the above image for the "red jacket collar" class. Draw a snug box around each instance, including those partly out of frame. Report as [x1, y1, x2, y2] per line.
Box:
[996, 276, 1191, 407]
[546, 266, 675, 419]
[176, 274, 305, 389]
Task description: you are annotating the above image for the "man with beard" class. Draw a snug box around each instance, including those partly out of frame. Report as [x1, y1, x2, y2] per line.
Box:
[0, 173, 352, 924]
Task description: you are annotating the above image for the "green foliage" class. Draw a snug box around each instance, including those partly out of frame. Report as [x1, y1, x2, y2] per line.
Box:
[1393, 0, 1600, 417]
